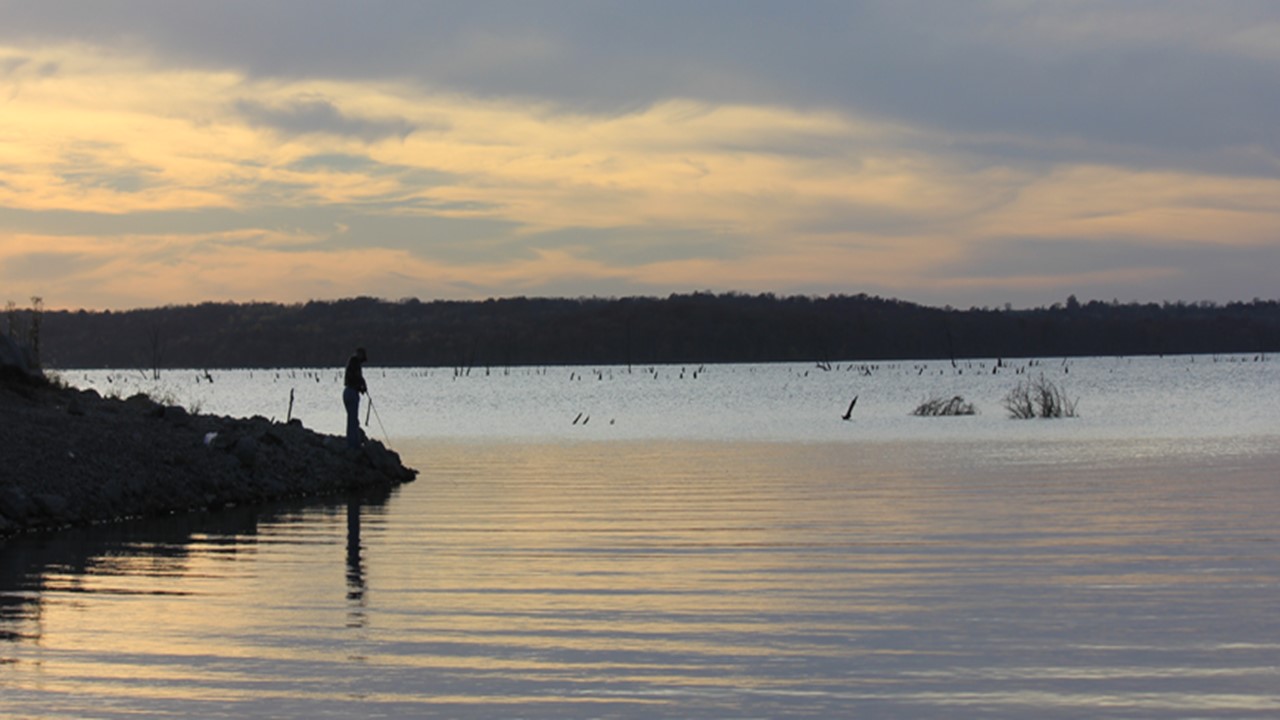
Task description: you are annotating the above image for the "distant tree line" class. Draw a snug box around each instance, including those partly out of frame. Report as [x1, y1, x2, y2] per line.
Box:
[34, 292, 1280, 370]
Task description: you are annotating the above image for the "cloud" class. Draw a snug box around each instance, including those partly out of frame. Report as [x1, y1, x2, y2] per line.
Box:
[0, 52, 57, 80]
[55, 142, 163, 194]
[0, 54, 26, 75]
[6, 5, 1278, 166]
[287, 153, 397, 174]
[0, 250, 105, 281]
[234, 97, 418, 141]
[1, 4, 1279, 310]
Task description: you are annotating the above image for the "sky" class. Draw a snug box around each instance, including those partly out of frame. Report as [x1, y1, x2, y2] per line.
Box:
[2, 1, 1279, 311]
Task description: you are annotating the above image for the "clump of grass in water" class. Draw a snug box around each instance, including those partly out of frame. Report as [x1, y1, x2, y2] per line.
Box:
[912, 395, 977, 417]
[1003, 374, 1078, 419]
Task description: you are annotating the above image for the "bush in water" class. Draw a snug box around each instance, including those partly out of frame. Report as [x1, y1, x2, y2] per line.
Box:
[912, 395, 977, 417]
[1003, 374, 1078, 419]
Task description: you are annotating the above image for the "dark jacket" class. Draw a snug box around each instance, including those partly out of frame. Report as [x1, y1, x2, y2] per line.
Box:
[344, 354, 367, 393]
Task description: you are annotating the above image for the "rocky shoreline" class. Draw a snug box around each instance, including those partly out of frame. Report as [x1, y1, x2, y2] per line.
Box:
[0, 368, 417, 537]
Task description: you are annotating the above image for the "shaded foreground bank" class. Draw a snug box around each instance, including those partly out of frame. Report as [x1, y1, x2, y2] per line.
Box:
[0, 370, 417, 537]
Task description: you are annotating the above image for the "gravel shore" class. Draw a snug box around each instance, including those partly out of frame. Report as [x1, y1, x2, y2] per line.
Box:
[0, 369, 417, 537]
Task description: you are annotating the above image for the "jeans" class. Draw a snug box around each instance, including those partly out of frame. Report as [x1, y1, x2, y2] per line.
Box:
[344, 387, 362, 449]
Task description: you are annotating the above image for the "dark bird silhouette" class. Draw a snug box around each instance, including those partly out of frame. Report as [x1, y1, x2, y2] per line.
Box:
[841, 395, 858, 421]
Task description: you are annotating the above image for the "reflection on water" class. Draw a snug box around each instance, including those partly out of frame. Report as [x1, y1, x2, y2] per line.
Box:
[1, 487, 395, 649]
[3, 439, 1279, 718]
[346, 497, 369, 631]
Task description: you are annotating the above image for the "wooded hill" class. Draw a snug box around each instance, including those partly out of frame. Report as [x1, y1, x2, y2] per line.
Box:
[24, 293, 1280, 370]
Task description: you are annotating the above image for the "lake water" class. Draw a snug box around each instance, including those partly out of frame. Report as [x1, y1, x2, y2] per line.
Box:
[3, 356, 1279, 718]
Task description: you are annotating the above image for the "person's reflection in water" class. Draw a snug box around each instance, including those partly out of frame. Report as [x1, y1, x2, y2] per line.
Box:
[346, 497, 367, 629]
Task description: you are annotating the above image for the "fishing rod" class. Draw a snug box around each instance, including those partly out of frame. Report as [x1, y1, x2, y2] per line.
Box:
[364, 393, 393, 449]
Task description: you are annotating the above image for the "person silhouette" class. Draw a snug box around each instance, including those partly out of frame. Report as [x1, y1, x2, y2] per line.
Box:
[343, 347, 368, 450]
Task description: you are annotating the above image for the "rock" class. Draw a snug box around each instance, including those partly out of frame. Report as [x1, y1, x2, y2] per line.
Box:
[232, 435, 258, 469]
[97, 478, 129, 510]
[124, 393, 159, 414]
[0, 486, 35, 521]
[210, 431, 237, 451]
[1, 371, 417, 537]
[362, 442, 415, 483]
[33, 493, 69, 521]
[256, 474, 286, 498]
[163, 405, 191, 427]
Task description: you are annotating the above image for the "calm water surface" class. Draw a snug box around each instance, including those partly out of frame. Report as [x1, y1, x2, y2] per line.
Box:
[3, 358, 1279, 718]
